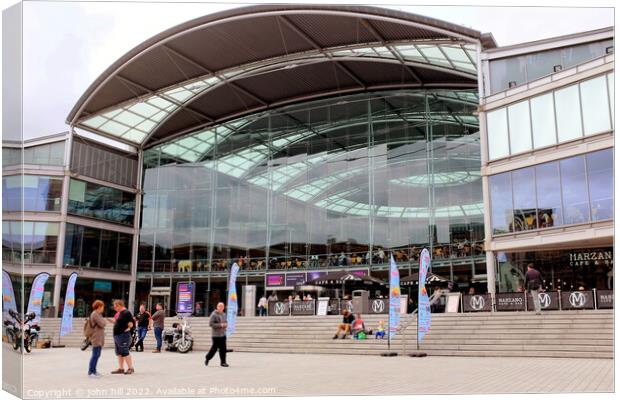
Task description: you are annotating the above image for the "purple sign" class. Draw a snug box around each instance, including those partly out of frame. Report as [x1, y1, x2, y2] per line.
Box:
[266, 274, 285, 287]
[350, 269, 369, 277]
[176, 282, 195, 314]
[307, 271, 327, 281]
[285, 273, 307, 287]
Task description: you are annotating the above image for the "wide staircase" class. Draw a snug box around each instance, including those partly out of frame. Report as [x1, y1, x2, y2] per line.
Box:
[36, 310, 613, 359]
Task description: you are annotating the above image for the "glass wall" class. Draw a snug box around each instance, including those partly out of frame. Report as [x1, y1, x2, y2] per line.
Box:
[139, 90, 485, 274]
[5, 141, 67, 166]
[2, 221, 59, 264]
[490, 148, 613, 235]
[487, 72, 614, 161]
[63, 223, 132, 272]
[489, 39, 613, 94]
[497, 247, 612, 292]
[67, 179, 135, 225]
[2, 175, 63, 212]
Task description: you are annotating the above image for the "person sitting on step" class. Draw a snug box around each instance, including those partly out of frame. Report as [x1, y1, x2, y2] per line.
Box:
[333, 310, 355, 339]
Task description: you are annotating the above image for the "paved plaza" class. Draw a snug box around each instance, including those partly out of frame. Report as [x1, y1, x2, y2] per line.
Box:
[4, 345, 613, 398]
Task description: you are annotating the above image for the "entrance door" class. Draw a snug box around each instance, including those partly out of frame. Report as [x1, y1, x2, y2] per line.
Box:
[148, 289, 171, 317]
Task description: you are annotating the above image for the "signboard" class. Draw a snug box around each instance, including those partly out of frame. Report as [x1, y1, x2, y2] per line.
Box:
[388, 255, 401, 339]
[60, 272, 78, 337]
[93, 280, 112, 293]
[285, 273, 307, 287]
[596, 290, 614, 309]
[266, 274, 286, 287]
[307, 271, 328, 281]
[27, 272, 50, 325]
[526, 291, 560, 311]
[462, 294, 492, 312]
[291, 300, 315, 315]
[561, 291, 595, 310]
[445, 293, 461, 313]
[368, 298, 388, 314]
[569, 249, 613, 267]
[328, 299, 341, 315]
[417, 249, 432, 343]
[176, 282, 195, 314]
[226, 264, 240, 337]
[350, 269, 369, 277]
[495, 292, 526, 311]
[317, 297, 329, 315]
[268, 301, 290, 316]
[400, 295, 408, 315]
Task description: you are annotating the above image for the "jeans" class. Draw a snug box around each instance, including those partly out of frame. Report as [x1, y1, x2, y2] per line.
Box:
[530, 289, 542, 314]
[88, 346, 102, 375]
[136, 327, 148, 349]
[205, 336, 227, 364]
[258, 306, 266, 316]
[154, 327, 163, 350]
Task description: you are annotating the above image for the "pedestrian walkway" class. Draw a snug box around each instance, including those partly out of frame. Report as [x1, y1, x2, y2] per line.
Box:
[16, 346, 613, 398]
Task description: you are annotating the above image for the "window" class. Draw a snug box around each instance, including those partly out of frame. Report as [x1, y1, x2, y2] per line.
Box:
[62, 223, 132, 272]
[530, 93, 556, 149]
[535, 162, 563, 228]
[507, 100, 532, 154]
[23, 141, 65, 166]
[580, 75, 611, 135]
[554, 84, 583, 142]
[586, 149, 613, 221]
[490, 173, 513, 234]
[2, 221, 59, 264]
[67, 179, 135, 225]
[487, 108, 509, 160]
[560, 156, 589, 225]
[511, 167, 537, 231]
[607, 73, 614, 127]
[2, 175, 63, 212]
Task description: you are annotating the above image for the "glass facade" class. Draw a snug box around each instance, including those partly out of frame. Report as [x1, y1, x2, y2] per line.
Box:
[2, 221, 59, 264]
[139, 90, 485, 276]
[489, 39, 613, 94]
[487, 72, 614, 160]
[490, 148, 613, 235]
[67, 179, 135, 225]
[2, 175, 63, 212]
[497, 247, 613, 292]
[63, 223, 132, 272]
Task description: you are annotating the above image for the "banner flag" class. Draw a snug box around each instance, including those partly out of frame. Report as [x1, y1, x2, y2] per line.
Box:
[388, 254, 401, 340]
[418, 248, 432, 343]
[2, 270, 18, 321]
[26, 272, 50, 324]
[60, 272, 78, 337]
[226, 263, 240, 337]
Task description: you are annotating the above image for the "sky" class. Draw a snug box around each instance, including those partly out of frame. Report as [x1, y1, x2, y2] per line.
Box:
[3, 0, 615, 140]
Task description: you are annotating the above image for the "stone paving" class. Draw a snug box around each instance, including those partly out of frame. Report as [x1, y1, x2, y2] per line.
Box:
[4, 345, 614, 398]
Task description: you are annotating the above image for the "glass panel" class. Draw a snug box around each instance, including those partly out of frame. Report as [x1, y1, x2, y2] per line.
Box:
[580, 75, 611, 135]
[67, 179, 135, 225]
[490, 173, 513, 234]
[608, 73, 614, 127]
[489, 56, 527, 94]
[554, 85, 583, 142]
[560, 156, 589, 225]
[535, 162, 563, 228]
[507, 100, 532, 154]
[530, 93, 556, 149]
[586, 149, 613, 221]
[487, 108, 509, 160]
[511, 167, 537, 231]
[525, 49, 561, 82]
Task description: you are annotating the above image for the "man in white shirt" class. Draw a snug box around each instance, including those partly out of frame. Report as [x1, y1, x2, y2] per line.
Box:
[257, 296, 268, 317]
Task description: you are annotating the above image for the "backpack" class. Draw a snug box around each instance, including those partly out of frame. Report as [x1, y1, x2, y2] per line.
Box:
[83, 316, 95, 338]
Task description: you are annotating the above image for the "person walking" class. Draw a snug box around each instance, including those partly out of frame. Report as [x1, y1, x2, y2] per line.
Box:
[257, 295, 268, 317]
[151, 303, 165, 353]
[525, 263, 544, 315]
[111, 300, 135, 375]
[134, 304, 150, 352]
[204, 302, 229, 367]
[87, 300, 106, 378]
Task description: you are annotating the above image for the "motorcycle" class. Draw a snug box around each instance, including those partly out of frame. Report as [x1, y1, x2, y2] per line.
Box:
[163, 314, 193, 353]
[4, 309, 39, 353]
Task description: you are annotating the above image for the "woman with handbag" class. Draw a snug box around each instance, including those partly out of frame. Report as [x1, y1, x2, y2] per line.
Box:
[87, 300, 107, 378]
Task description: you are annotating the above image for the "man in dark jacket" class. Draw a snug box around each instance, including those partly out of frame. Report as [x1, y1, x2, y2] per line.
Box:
[525, 263, 544, 315]
[205, 302, 229, 367]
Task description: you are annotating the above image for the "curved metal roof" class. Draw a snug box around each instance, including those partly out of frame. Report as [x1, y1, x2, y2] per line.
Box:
[68, 4, 495, 148]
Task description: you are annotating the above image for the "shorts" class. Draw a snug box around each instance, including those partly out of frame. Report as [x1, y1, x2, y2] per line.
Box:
[114, 332, 131, 357]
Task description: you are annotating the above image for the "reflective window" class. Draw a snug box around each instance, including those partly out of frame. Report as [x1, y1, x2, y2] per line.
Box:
[512, 167, 537, 231]
[63, 223, 131, 272]
[554, 84, 583, 142]
[489, 57, 527, 93]
[608, 73, 614, 127]
[2, 148, 21, 166]
[68, 179, 135, 225]
[487, 108, 509, 160]
[560, 156, 589, 225]
[507, 100, 532, 154]
[490, 173, 513, 234]
[586, 149, 613, 221]
[530, 93, 556, 149]
[580, 75, 611, 135]
[2, 175, 63, 212]
[535, 162, 563, 228]
[23, 141, 65, 165]
[2, 221, 59, 264]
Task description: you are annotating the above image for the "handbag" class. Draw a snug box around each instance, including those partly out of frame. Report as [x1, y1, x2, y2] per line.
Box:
[80, 338, 91, 351]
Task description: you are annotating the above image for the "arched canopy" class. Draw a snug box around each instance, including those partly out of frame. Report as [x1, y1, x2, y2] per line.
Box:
[68, 4, 496, 148]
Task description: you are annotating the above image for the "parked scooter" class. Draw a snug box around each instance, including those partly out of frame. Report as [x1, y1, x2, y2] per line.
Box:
[4, 309, 39, 353]
[163, 314, 193, 353]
